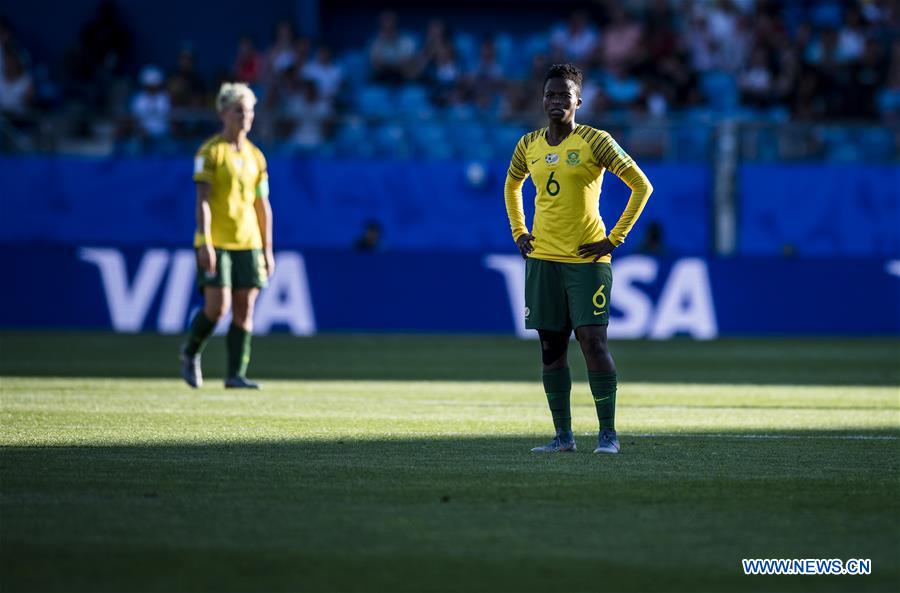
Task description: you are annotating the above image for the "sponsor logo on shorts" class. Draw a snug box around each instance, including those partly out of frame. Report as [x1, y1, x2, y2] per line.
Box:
[524, 306, 530, 318]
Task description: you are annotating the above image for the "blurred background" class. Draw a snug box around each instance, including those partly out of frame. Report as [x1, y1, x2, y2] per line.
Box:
[1, 0, 898, 336]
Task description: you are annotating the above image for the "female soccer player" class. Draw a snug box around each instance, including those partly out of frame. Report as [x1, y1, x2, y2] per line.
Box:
[180, 82, 274, 389]
[504, 64, 653, 454]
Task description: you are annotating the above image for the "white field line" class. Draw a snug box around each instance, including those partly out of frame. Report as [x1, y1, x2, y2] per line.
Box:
[630, 433, 898, 441]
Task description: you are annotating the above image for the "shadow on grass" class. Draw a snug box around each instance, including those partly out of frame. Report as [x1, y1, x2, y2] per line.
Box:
[1, 431, 898, 593]
[1, 332, 899, 386]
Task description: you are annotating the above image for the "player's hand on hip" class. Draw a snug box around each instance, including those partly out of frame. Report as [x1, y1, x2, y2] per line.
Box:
[264, 248, 275, 278]
[198, 244, 216, 275]
[577, 238, 616, 262]
[516, 233, 535, 259]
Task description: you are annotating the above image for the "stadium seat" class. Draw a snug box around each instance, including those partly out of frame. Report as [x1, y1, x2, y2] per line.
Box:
[453, 33, 479, 70]
[407, 122, 452, 159]
[340, 51, 370, 89]
[859, 128, 896, 162]
[822, 127, 861, 162]
[372, 122, 411, 158]
[700, 72, 739, 113]
[356, 85, 394, 119]
[333, 121, 375, 158]
[397, 85, 435, 119]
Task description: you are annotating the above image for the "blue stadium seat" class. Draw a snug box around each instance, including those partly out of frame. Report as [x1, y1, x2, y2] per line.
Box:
[822, 128, 861, 162]
[333, 121, 375, 158]
[672, 126, 711, 161]
[859, 128, 895, 162]
[700, 72, 739, 113]
[524, 33, 550, 60]
[447, 122, 488, 156]
[340, 51, 370, 89]
[453, 33, 479, 70]
[397, 85, 435, 119]
[356, 85, 394, 119]
[407, 122, 452, 159]
[492, 125, 528, 157]
[372, 123, 411, 158]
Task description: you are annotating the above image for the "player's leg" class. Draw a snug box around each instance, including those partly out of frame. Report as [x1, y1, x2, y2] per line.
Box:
[526, 258, 576, 452]
[566, 262, 620, 453]
[223, 249, 267, 389]
[181, 249, 232, 387]
[226, 287, 259, 388]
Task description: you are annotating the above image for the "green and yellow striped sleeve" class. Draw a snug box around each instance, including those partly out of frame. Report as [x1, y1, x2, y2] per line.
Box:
[607, 163, 653, 246]
[503, 134, 531, 241]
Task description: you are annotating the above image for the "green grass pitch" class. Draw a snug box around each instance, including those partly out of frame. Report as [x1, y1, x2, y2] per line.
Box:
[1, 333, 898, 592]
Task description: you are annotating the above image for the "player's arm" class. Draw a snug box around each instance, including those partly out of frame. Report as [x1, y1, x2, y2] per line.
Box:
[504, 136, 533, 259]
[196, 182, 216, 274]
[253, 168, 275, 277]
[578, 132, 653, 261]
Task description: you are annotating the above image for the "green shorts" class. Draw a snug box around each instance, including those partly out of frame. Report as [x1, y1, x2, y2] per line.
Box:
[525, 258, 612, 331]
[197, 248, 267, 290]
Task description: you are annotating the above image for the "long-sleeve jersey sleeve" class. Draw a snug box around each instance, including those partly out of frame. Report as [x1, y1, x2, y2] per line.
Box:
[606, 163, 653, 246]
[587, 131, 653, 246]
[503, 135, 531, 241]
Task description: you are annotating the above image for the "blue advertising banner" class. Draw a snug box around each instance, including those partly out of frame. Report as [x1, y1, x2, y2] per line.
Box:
[0, 157, 710, 254]
[3, 245, 898, 336]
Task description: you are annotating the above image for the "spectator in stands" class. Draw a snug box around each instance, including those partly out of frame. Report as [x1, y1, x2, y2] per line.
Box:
[739, 48, 775, 108]
[685, 12, 716, 73]
[467, 39, 505, 106]
[657, 54, 701, 109]
[234, 36, 263, 84]
[131, 66, 170, 140]
[773, 38, 801, 107]
[302, 46, 343, 101]
[369, 11, 416, 84]
[639, 0, 678, 72]
[168, 48, 206, 109]
[837, 6, 867, 63]
[426, 43, 462, 107]
[282, 77, 333, 151]
[848, 38, 888, 119]
[413, 19, 450, 80]
[79, 0, 132, 75]
[266, 20, 299, 78]
[599, 6, 643, 72]
[550, 12, 597, 65]
[0, 48, 34, 118]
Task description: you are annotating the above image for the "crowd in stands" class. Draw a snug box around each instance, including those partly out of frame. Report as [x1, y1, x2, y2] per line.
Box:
[1, 0, 899, 158]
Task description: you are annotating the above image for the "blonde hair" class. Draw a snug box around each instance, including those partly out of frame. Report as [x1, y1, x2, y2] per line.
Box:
[216, 82, 257, 112]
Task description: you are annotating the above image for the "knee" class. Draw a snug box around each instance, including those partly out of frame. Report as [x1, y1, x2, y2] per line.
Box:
[204, 302, 229, 322]
[580, 336, 609, 359]
[539, 331, 569, 367]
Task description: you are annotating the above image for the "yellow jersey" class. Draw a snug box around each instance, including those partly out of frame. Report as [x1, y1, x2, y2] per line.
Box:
[192, 134, 269, 249]
[504, 124, 652, 264]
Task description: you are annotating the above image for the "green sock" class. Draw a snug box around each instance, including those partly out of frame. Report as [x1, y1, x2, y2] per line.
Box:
[226, 324, 252, 378]
[542, 367, 572, 433]
[588, 371, 617, 431]
[185, 311, 216, 356]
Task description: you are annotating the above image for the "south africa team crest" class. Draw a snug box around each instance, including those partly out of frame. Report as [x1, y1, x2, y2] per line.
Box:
[566, 150, 581, 166]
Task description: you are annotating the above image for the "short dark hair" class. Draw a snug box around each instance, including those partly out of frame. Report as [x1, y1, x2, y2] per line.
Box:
[543, 63, 583, 95]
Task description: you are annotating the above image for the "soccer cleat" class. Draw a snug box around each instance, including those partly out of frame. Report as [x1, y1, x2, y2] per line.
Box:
[179, 346, 202, 388]
[592, 428, 620, 454]
[224, 376, 260, 389]
[531, 430, 577, 453]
